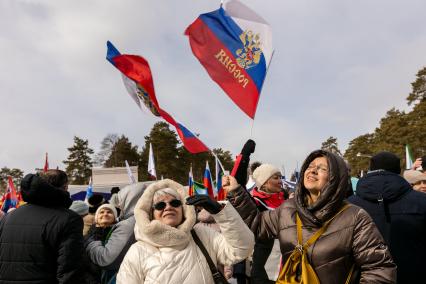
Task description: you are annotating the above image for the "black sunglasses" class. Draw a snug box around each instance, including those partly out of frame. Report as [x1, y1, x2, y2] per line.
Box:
[152, 199, 182, 211]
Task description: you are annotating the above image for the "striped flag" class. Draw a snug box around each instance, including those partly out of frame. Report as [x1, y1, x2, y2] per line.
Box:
[125, 160, 137, 184]
[215, 156, 225, 200]
[185, 0, 273, 118]
[1, 177, 19, 213]
[203, 161, 215, 198]
[188, 166, 195, 196]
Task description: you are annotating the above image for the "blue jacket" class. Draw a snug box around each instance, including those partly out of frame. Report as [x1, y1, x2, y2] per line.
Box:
[349, 170, 426, 284]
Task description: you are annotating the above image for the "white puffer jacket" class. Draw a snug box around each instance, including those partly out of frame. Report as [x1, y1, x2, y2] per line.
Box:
[117, 179, 254, 284]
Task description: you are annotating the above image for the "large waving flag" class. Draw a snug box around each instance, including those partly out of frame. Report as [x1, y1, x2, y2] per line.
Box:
[203, 161, 215, 198]
[106, 41, 209, 154]
[185, 0, 273, 118]
[1, 177, 19, 213]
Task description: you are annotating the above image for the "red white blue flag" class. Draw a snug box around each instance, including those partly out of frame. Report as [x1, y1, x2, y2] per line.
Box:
[185, 0, 273, 118]
[203, 161, 215, 198]
[1, 177, 19, 213]
[106, 41, 209, 154]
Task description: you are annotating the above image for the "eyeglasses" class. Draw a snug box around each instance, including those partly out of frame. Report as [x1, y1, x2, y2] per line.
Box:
[152, 199, 182, 210]
[306, 164, 328, 173]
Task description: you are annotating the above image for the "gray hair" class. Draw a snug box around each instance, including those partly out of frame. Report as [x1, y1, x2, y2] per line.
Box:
[153, 187, 181, 203]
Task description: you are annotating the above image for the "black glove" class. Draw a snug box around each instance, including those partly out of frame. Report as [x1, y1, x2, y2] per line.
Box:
[241, 139, 256, 155]
[186, 195, 222, 214]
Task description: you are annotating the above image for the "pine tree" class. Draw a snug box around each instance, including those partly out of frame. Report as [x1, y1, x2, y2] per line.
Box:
[63, 136, 94, 185]
[321, 136, 342, 156]
[139, 122, 183, 182]
[105, 135, 140, 168]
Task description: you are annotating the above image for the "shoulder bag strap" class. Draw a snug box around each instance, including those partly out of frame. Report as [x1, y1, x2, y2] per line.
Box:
[191, 229, 221, 276]
[297, 204, 351, 249]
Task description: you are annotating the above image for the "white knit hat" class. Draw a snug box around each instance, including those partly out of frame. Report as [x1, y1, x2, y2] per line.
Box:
[95, 203, 118, 225]
[69, 200, 89, 216]
[403, 170, 426, 185]
[252, 164, 281, 188]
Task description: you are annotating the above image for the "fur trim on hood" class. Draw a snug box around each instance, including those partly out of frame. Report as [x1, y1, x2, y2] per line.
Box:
[134, 179, 196, 249]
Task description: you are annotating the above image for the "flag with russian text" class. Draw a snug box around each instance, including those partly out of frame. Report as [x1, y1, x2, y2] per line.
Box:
[185, 0, 273, 118]
[106, 41, 209, 153]
[1, 177, 19, 213]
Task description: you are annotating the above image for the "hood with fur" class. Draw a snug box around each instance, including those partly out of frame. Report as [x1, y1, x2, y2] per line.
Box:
[134, 179, 196, 249]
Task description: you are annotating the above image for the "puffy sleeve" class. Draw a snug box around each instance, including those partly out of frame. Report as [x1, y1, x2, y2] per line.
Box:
[227, 186, 281, 240]
[352, 208, 396, 284]
[194, 202, 255, 266]
[85, 218, 134, 267]
[116, 243, 145, 284]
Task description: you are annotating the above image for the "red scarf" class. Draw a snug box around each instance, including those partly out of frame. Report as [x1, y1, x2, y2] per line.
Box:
[251, 189, 284, 210]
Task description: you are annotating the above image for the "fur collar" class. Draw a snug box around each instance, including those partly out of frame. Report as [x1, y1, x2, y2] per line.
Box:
[134, 179, 196, 249]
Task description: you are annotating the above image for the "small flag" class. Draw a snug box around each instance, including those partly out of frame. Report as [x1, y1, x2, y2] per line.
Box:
[84, 177, 93, 204]
[194, 180, 208, 195]
[1, 177, 18, 213]
[406, 144, 414, 170]
[185, 0, 273, 118]
[203, 161, 215, 198]
[230, 154, 243, 177]
[215, 156, 225, 200]
[106, 41, 209, 154]
[148, 143, 157, 180]
[188, 166, 195, 196]
[125, 160, 137, 184]
[43, 153, 49, 172]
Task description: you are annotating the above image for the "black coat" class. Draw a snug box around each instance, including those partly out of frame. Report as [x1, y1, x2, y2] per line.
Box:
[0, 174, 84, 284]
[348, 170, 426, 284]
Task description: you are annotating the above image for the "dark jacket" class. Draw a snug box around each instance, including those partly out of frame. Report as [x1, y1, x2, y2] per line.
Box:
[349, 170, 426, 284]
[0, 174, 84, 284]
[228, 150, 396, 284]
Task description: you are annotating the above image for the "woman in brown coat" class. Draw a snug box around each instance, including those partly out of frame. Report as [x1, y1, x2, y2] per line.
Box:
[224, 149, 396, 284]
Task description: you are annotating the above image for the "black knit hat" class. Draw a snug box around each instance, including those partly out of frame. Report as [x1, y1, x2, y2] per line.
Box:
[88, 194, 106, 213]
[370, 151, 401, 174]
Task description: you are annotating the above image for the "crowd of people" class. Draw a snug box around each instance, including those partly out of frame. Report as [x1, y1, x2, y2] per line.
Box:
[0, 140, 425, 284]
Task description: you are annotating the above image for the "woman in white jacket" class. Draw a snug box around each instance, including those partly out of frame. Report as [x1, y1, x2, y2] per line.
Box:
[117, 179, 254, 284]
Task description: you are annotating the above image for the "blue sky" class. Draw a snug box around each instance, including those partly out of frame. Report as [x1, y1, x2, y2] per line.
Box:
[1, 0, 426, 176]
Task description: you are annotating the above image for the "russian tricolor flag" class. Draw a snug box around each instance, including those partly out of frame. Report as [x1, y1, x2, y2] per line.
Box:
[1, 177, 18, 213]
[106, 41, 209, 154]
[203, 161, 215, 198]
[185, 0, 273, 118]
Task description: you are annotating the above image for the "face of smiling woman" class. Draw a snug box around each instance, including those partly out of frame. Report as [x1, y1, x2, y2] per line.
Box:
[153, 194, 183, 227]
[303, 156, 329, 203]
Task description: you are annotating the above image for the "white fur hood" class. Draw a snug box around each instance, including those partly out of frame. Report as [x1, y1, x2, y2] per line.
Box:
[133, 179, 196, 249]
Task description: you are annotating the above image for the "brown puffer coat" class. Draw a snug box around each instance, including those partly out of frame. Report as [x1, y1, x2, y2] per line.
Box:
[227, 150, 396, 284]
